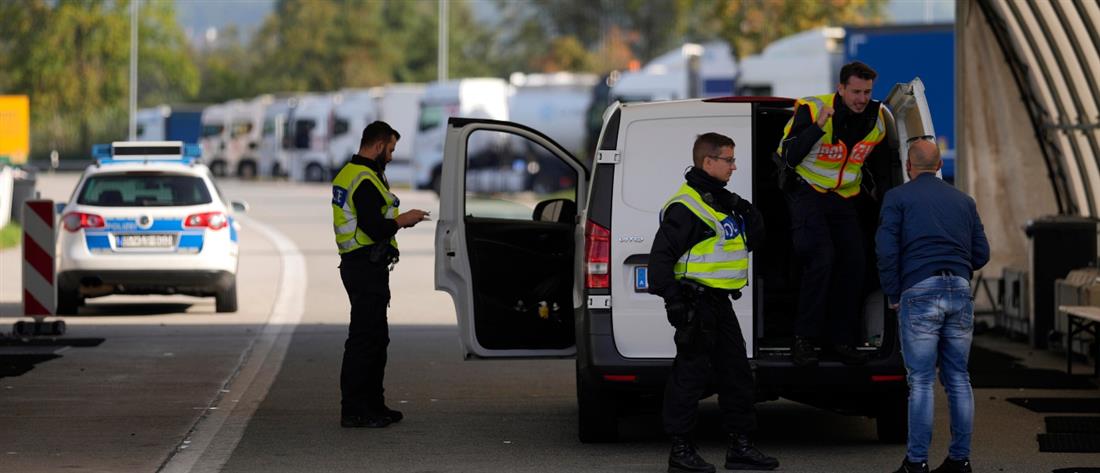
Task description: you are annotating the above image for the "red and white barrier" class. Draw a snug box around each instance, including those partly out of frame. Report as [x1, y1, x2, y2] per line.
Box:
[21, 199, 55, 316]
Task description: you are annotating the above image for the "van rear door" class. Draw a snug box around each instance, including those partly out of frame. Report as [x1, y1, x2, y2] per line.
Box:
[609, 100, 757, 359]
[435, 118, 589, 358]
[885, 78, 936, 179]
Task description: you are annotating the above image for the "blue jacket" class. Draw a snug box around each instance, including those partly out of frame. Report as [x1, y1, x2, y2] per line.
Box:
[875, 173, 990, 304]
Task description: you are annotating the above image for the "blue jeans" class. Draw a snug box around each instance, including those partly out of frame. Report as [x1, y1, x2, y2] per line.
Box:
[899, 275, 974, 462]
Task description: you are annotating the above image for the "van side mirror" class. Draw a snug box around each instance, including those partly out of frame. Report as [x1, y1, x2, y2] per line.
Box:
[231, 200, 249, 213]
[532, 198, 576, 224]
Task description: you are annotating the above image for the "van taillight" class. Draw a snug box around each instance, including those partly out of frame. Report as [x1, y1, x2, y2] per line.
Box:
[61, 212, 105, 232]
[584, 219, 610, 289]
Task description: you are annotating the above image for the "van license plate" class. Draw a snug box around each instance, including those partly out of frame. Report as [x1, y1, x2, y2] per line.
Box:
[634, 266, 649, 292]
[118, 234, 174, 248]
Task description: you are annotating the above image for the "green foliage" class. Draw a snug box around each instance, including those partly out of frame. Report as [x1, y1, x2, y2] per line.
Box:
[0, 0, 199, 160]
[0, 222, 21, 250]
[1, 0, 887, 160]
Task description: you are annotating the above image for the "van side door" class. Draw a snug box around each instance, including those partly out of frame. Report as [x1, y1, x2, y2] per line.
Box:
[435, 118, 590, 358]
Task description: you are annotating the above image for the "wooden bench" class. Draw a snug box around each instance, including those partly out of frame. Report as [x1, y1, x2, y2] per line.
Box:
[1061, 305, 1100, 377]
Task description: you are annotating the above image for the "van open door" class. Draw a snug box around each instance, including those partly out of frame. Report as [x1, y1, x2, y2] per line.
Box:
[885, 77, 936, 180]
[435, 118, 589, 358]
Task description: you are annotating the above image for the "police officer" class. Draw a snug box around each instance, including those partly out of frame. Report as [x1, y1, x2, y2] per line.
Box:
[776, 61, 888, 367]
[332, 121, 429, 428]
[649, 133, 777, 472]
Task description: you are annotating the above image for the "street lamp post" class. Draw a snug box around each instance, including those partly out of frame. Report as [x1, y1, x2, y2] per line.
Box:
[128, 0, 138, 140]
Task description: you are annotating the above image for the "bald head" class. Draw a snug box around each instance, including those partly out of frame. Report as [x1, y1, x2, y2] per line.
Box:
[907, 139, 941, 174]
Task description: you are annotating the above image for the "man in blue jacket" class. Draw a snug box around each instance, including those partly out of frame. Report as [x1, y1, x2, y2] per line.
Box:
[875, 139, 989, 473]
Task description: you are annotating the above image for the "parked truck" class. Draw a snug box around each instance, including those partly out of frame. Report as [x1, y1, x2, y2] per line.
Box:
[135, 105, 204, 145]
[0, 95, 30, 165]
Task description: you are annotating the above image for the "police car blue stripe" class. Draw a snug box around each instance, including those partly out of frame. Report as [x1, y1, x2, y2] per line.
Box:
[103, 218, 185, 232]
[229, 217, 238, 242]
[178, 233, 204, 250]
[85, 234, 111, 250]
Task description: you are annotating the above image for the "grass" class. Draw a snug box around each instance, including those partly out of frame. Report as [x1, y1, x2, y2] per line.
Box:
[0, 222, 21, 250]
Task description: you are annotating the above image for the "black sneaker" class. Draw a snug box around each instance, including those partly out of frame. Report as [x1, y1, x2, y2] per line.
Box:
[668, 436, 716, 473]
[893, 457, 929, 473]
[829, 344, 868, 366]
[725, 434, 778, 470]
[791, 337, 819, 367]
[931, 457, 971, 473]
[340, 413, 393, 428]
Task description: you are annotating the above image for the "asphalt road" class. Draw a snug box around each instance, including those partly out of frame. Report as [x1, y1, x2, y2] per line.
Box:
[1, 173, 1098, 472]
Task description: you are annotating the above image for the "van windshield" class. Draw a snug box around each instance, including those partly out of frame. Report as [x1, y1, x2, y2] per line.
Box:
[418, 102, 456, 131]
[201, 124, 224, 138]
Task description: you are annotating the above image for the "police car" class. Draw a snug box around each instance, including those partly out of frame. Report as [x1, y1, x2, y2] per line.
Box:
[436, 80, 938, 442]
[55, 141, 246, 314]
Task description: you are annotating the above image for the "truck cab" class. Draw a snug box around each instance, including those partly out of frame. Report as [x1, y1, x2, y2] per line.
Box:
[435, 79, 938, 443]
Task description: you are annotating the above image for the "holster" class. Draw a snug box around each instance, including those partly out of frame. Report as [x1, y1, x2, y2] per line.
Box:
[366, 243, 399, 268]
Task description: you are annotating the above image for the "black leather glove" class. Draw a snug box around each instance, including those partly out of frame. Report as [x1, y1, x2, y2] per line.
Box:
[665, 298, 692, 328]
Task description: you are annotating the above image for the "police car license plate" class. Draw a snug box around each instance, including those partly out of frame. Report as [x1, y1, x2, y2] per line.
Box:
[634, 266, 649, 292]
[118, 233, 175, 248]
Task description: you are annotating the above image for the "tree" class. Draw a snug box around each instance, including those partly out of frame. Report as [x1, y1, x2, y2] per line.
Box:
[708, 0, 885, 58]
[0, 0, 199, 159]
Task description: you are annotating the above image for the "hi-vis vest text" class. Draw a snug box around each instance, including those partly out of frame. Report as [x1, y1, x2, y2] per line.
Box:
[776, 93, 886, 198]
[660, 184, 749, 290]
[332, 163, 399, 254]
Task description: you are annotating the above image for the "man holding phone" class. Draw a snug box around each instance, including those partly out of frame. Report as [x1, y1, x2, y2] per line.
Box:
[331, 121, 430, 428]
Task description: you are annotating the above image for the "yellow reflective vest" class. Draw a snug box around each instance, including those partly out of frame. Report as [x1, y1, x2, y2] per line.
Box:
[332, 162, 399, 254]
[776, 93, 886, 198]
[661, 184, 749, 290]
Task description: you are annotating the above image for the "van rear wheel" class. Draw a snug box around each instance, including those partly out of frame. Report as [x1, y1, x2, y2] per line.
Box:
[577, 367, 619, 443]
[875, 393, 908, 443]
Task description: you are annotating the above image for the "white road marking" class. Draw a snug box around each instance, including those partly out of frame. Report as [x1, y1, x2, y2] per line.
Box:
[158, 215, 306, 473]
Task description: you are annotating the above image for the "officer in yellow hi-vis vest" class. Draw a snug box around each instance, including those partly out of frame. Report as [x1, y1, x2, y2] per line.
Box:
[648, 133, 776, 473]
[776, 61, 888, 368]
[332, 121, 429, 429]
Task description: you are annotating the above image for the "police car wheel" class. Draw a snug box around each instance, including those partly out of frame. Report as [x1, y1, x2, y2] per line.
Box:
[56, 285, 81, 315]
[216, 278, 238, 313]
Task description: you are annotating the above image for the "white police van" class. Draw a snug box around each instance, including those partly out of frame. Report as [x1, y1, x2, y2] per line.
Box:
[55, 141, 247, 314]
[435, 79, 939, 443]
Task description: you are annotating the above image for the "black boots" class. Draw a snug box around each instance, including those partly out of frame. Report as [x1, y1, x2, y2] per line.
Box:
[668, 436, 715, 473]
[791, 337, 818, 367]
[340, 405, 403, 428]
[893, 457, 930, 473]
[931, 457, 972, 473]
[725, 434, 779, 471]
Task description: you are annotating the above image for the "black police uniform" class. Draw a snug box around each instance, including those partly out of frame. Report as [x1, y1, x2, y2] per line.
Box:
[779, 96, 884, 348]
[339, 154, 400, 421]
[648, 167, 765, 437]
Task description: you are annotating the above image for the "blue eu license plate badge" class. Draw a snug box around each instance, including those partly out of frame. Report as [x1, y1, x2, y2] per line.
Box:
[634, 266, 649, 292]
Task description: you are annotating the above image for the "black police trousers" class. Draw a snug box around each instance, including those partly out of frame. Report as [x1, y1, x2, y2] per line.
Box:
[339, 257, 391, 417]
[663, 290, 757, 436]
[788, 182, 864, 345]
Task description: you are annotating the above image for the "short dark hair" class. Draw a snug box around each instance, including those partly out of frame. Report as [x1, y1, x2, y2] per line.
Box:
[839, 61, 877, 85]
[692, 132, 735, 167]
[360, 121, 400, 149]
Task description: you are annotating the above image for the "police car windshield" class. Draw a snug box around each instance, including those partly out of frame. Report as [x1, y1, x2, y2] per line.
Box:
[77, 173, 213, 207]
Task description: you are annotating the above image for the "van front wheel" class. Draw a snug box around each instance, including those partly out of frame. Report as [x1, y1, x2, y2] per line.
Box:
[577, 367, 618, 443]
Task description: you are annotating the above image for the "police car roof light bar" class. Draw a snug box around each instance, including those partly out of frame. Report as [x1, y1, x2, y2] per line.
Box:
[94, 141, 197, 165]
